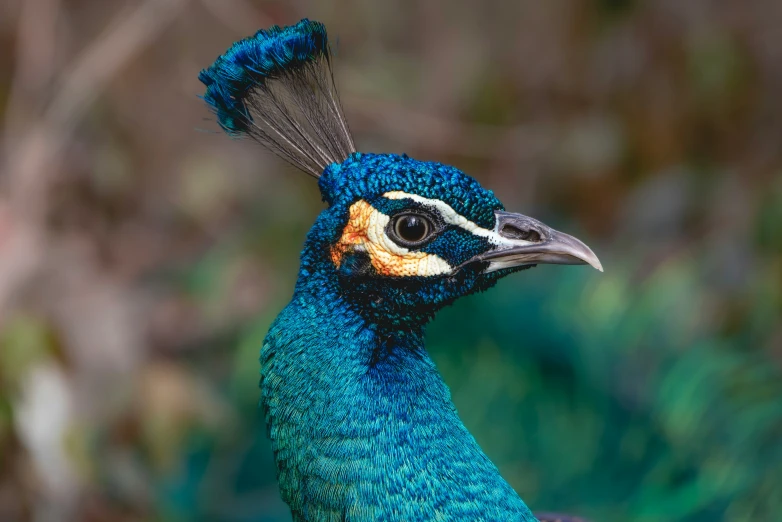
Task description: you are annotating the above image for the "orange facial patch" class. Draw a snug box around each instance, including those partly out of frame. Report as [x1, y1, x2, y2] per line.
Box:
[331, 200, 452, 277]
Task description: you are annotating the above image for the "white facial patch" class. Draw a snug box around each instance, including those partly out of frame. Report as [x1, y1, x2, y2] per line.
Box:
[331, 200, 452, 277]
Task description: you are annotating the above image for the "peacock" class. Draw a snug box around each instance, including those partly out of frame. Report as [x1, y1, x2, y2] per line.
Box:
[199, 19, 602, 522]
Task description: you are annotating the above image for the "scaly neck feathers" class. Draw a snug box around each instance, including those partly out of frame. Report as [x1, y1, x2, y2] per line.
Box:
[261, 263, 536, 521]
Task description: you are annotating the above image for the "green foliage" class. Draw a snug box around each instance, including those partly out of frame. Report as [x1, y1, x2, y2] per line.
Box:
[0, 315, 58, 391]
[429, 256, 782, 522]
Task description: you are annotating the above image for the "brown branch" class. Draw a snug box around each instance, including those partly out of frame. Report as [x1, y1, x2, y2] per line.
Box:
[1, 0, 61, 155]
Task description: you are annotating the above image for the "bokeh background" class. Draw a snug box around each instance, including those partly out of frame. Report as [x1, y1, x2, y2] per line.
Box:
[1, 0, 781, 521]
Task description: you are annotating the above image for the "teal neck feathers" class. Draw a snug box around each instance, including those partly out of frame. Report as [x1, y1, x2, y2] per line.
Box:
[261, 262, 535, 521]
[257, 153, 536, 520]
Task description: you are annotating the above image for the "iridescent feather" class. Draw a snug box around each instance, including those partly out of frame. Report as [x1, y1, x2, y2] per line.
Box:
[199, 19, 355, 177]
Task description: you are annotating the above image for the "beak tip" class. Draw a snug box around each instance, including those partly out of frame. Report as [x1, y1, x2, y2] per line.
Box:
[584, 252, 603, 273]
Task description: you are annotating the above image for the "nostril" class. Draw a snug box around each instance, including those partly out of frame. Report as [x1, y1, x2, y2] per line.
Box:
[500, 224, 542, 242]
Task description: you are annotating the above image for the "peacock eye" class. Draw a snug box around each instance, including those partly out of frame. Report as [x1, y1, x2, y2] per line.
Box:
[390, 213, 433, 247]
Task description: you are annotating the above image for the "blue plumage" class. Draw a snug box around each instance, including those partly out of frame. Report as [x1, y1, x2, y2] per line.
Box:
[200, 18, 602, 522]
[319, 153, 502, 227]
[262, 283, 536, 520]
[316, 154, 512, 330]
[199, 19, 328, 135]
[200, 19, 354, 177]
[262, 152, 538, 520]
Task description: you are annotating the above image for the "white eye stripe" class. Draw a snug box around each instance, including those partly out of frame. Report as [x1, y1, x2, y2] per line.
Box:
[384, 191, 488, 235]
[382, 191, 534, 247]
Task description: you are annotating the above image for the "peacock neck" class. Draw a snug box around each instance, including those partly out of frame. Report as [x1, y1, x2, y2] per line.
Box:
[260, 267, 536, 521]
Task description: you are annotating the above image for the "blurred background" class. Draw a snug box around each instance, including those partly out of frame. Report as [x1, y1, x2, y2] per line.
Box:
[1, 0, 781, 521]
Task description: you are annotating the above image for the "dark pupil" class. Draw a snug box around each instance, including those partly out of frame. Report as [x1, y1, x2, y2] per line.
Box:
[397, 215, 428, 242]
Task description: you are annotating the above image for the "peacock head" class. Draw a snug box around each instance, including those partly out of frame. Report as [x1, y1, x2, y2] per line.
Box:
[305, 152, 601, 326]
[200, 19, 601, 328]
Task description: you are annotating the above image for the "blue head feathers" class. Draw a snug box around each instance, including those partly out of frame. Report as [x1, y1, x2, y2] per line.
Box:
[308, 152, 512, 330]
[199, 19, 328, 135]
[199, 19, 354, 177]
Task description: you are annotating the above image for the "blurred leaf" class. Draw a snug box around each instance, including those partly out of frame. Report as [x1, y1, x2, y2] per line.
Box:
[0, 315, 57, 390]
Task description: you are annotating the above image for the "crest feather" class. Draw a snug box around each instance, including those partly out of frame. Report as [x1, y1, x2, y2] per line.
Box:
[199, 19, 355, 178]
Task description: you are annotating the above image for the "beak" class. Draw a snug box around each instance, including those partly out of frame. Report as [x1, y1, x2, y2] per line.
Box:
[463, 211, 603, 273]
